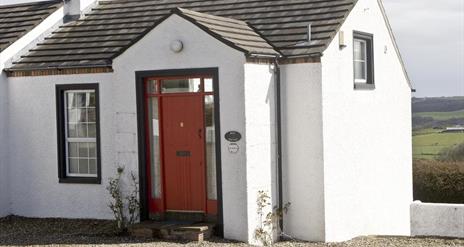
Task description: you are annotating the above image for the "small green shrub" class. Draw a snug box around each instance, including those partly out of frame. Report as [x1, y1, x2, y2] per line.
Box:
[107, 167, 140, 233]
[413, 160, 464, 204]
[254, 190, 291, 246]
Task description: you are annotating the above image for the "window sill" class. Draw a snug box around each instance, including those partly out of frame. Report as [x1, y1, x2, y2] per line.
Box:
[59, 177, 101, 184]
[354, 83, 375, 90]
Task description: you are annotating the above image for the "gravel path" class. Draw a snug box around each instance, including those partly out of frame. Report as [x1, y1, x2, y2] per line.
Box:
[1, 216, 463, 246]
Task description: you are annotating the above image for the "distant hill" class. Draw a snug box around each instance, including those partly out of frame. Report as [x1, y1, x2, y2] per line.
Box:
[412, 97, 464, 130]
[412, 96, 464, 160]
[412, 97, 464, 113]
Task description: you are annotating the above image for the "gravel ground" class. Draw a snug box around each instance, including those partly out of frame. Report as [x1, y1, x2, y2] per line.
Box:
[0, 216, 463, 246]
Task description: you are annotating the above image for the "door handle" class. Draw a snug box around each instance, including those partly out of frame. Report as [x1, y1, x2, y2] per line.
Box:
[198, 129, 202, 139]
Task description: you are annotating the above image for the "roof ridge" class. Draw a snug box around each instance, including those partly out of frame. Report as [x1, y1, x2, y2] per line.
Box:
[173, 7, 247, 26]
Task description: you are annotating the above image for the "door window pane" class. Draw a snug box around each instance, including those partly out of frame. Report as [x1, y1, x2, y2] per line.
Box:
[161, 78, 201, 93]
[146, 79, 158, 93]
[204, 78, 214, 93]
[148, 97, 162, 199]
[205, 95, 217, 200]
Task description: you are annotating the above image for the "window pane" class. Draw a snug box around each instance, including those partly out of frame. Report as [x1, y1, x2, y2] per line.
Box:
[67, 123, 77, 137]
[205, 95, 217, 200]
[354, 61, 367, 81]
[89, 92, 96, 107]
[354, 39, 366, 61]
[89, 159, 97, 174]
[69, 158, 79, 173]
[148, 97, 162, 199]
[161, 78, 201, 93]
[67, 93, 75, 108]
[76, 93, 86, 108]
[78, 159, 89, 174]
[88, 108, 96, 122]
[205, 78, 214, 92]
[78, 142, 89, 157]
[68, 142, 78, 157]
[89, 143, 96, 158]
[88, 123, 96, 138]
[78, 109, 87, 122]
[77, 123, 88, 137]
[67, 109, 78, 123]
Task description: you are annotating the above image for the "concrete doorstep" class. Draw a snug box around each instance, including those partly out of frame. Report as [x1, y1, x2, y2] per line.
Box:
[128, 221, 215, 241]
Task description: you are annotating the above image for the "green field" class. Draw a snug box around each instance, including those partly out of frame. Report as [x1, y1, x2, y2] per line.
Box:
[413, 130, 464, 159]
[414, 110, 464, 120]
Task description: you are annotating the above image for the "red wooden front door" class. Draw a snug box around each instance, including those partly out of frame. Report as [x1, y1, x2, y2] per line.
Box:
[161, 95, 206, 212]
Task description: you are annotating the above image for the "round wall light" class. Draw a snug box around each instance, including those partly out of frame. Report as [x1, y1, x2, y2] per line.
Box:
[170, 40, 184, 53]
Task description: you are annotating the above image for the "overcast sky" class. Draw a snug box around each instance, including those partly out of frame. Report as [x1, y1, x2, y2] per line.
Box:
[1, 0, 463, 97]
[382, 0, 464, 97]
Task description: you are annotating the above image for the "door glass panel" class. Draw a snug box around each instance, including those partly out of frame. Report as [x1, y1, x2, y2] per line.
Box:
[148, 97, 162, 199]
[161, 78, 201, 93]
[146, 79, 158, 93]
[204, 78, 214, 93]
[205, 95, 217, 200]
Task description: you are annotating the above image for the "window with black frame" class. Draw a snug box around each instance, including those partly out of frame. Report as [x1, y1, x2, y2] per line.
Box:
[56, 84, 101, 184]
[353, 31, 375, 89]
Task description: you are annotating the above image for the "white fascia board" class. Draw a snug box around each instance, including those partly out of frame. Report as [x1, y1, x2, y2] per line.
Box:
[377, 0, 413, 89]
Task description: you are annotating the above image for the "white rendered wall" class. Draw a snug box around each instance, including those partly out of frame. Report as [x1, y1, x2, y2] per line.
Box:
[243, 63, 278, 244]
[281, 63, 325, 242]
[411, 202, 464, 238]
[0, 74, 7, 217]
[0, 5, 65, 217]
[6, 15, 264, 243]
[320, 0, 412, 242]
[7, 73, 114, 219]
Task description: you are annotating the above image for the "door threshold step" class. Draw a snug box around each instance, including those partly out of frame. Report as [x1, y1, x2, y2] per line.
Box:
[128, 221, 216, 241]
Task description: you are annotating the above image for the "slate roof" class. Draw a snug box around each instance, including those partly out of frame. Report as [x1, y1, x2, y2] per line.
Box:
[8, 0, 357, 71]
[0, 0, 62, 52]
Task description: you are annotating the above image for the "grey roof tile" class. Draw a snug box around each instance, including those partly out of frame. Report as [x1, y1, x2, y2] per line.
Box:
[8, 0, 357, 71]
[0, 0, 62, 52]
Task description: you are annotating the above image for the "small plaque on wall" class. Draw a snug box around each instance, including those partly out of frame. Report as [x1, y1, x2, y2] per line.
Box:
[228, 143, 240, 154]
[225, 131, 242, 142]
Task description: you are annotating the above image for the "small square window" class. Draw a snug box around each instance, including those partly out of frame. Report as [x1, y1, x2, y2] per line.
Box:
[353, 31, 375, 89]
[56, 84, 101, 184]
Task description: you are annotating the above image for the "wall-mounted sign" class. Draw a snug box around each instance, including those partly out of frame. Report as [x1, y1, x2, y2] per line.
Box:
[228, 143, 240, 154]
[225, 131, 242, 142]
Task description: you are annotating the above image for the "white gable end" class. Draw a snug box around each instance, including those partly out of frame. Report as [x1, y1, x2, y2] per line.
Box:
[320, 0, 412, 242]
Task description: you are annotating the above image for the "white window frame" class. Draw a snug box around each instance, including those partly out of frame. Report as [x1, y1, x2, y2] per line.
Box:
[64, 89, 98, 178]
[353, 38, 368, 83]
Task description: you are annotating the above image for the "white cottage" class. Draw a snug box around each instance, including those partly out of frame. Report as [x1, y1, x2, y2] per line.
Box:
[0, 0, 413, 244]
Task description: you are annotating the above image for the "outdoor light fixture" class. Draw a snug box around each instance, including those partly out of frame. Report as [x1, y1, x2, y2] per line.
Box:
[170, 40, 183, 53]
[339, 30, 347, 49]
